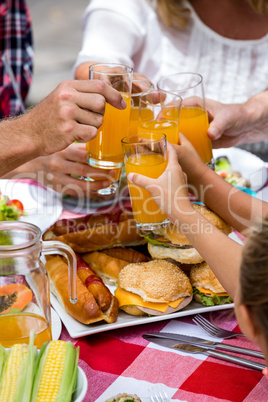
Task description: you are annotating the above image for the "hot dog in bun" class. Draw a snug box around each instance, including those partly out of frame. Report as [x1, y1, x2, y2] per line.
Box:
[115, 259, 193, 316]
[43, 207, 146, 254]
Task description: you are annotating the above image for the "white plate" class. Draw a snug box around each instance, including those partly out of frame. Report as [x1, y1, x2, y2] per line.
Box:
[50, 291, 234, 339]
[213, 147, 267, 192]
[51, 308, 62, 341]
[0, 179, 63, 232]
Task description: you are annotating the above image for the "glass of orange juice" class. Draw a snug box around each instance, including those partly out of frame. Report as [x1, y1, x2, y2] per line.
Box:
[87, 63, 133, 196]
[129, 79, 154, 136]
[121, 133, 169, 231]
[157, 72, 213, 166]
[138, 89, 182, 145]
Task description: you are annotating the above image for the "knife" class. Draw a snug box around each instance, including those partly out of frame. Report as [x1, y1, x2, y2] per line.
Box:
[144, 332, 265, 359]
[143, 336, 266, 371]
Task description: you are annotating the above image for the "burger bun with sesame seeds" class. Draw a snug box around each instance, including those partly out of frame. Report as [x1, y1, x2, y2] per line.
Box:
[114, 259, 193, 316]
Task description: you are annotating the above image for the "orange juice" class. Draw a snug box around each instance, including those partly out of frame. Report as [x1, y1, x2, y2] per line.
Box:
[129, 107, 154, 136]
[0, 313, 51, 348]
[125, 153, 168, 224]
[87, 93, 131, 167]
[138, 119, 179, 144]
[178, 107, 212, 163]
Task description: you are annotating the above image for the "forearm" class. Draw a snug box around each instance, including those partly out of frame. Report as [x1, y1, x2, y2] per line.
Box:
[188, 165, 267, 235]
[174, 204, 242, 298]
[0, 116, 41, 176]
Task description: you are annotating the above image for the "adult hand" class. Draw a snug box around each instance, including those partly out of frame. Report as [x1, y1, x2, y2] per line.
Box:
[127, 142, 192, 222]
[23, 79, 126, 156]
[30, 143, 113, 196]
[206, 95, 268, 148]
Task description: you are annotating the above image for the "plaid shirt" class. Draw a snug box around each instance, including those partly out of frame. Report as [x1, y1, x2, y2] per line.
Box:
[0, 0, 33, 118]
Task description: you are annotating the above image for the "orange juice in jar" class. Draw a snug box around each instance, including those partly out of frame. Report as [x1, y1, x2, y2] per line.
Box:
[122, 133, 169, 231]
[0, 313, 51, 349]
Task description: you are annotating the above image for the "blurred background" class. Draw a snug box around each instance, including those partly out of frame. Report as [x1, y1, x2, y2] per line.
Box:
[26, 0, 268, 161]
[26, 0, 86, 106]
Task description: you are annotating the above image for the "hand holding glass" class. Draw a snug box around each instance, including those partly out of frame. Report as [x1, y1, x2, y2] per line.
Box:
[87, 63, 133, 195]
[122, 133, 169, 231]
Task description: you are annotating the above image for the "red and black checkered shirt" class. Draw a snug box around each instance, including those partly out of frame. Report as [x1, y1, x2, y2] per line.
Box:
[0, 0, 33, 118]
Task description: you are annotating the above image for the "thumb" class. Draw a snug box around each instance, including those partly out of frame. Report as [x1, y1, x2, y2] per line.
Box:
[127, 172, 153, 189]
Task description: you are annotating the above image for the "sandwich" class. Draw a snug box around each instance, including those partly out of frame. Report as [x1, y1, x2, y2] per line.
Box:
[190, 262, 232, 306]
[142, 203, 233, 266]
[115, 259, 193, 316]
[43, 207, 146, 254]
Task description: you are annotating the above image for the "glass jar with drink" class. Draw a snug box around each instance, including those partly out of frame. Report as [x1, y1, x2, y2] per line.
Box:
[0, 221, 77, 348]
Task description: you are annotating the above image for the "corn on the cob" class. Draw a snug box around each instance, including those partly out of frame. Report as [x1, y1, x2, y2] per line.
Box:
[30, 340, 79, 402]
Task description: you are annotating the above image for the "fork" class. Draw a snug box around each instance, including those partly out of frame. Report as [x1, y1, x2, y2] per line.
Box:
[192, 314, 246, 339]
[148, 384, 170, 402]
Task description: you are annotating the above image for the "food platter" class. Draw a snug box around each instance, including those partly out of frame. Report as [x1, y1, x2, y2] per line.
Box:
[213, 147, 267, 192]
[50, 290, 234, 339]
[0, 179, 63, 232]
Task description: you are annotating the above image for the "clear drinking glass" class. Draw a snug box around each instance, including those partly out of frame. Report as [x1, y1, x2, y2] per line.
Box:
[121, 133, 169, 231]
[129, 79, 154, 136]
[138, 89, 182, 145]
[0, 221, 77, 348]
[157, 72, 213, 166]
[87, 63, 133, 196]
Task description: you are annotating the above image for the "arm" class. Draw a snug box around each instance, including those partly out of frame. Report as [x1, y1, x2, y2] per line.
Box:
[74, 1, 145, 79]
[127, 142, 241, 298]
[207, 90, 268, 148]
[174, 135, 268, 235]
[0, 80, 125, 176]
[2, 143, 112, 196]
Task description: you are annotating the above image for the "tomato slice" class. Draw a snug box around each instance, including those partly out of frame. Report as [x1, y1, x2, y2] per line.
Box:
[7, 199, 24, 214]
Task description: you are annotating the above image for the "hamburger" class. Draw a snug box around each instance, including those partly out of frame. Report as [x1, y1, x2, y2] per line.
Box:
[190, 262, 232, 306]
[142, 203, 233, 266]
[115, 259, 193, 316]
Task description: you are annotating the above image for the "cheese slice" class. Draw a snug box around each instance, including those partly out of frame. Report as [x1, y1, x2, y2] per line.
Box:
[195, 286, 229, 297]
[115, 286, 184, 313]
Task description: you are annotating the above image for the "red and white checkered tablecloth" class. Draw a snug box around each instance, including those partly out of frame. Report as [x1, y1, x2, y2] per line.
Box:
[60, 308, 267, 402]
[57, 203, 268, 402]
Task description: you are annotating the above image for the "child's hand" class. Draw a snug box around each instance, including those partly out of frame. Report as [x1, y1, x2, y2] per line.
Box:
[127, 142, 193, 222]
[174, 134, 208, 184]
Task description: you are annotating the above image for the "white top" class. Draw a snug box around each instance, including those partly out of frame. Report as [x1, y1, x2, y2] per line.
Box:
[74, 0, 268, 104]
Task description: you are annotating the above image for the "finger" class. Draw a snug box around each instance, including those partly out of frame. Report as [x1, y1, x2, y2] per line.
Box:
[60, 143, 88, 164]
[127, 172, 154, 189]
[74, 80, 127, 110]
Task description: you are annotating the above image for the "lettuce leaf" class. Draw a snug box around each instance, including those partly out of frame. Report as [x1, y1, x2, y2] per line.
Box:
[139, 232, 171, 247]
[193, 287, 233, 306]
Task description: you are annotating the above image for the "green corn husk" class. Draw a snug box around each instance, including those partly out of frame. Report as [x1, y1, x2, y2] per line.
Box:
[0, 344, 7, 383]
[30, 340, 79, 402]
[0, 331, 37, 402]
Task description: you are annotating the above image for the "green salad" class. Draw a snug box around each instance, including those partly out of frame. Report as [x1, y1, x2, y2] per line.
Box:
[0, 192, 24, 221]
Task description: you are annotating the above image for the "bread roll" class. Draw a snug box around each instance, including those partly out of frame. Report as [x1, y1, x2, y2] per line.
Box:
[46, 256, 118, 324]
[43, 209, 146, 253]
